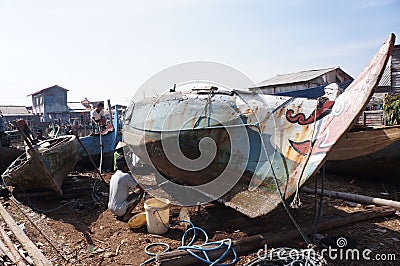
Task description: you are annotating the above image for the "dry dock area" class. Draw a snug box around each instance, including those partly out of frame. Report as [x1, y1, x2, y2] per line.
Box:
[0, 172, 398, 265]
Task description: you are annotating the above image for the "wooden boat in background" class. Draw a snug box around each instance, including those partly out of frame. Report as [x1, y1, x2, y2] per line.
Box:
[326, 125, 400, 177]
[327, 125, 400, 161]
[2, 135, 79, 194]
[123, 34, 395, 218]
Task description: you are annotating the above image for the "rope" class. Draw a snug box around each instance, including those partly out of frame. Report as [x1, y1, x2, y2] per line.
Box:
[245, 247, 327, 266]
[140, 220, 237, 266]
[233, 92, 312, 245]
[193, 88, 214, 128]
[140, 242, 171, 266]
[290, 101, 320, 209]
[312, 164, 325, 244]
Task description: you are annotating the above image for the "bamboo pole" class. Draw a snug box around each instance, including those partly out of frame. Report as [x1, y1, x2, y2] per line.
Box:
[301, 187, 400, 211]
[0, 202, 52, 266]
[107, 99, 113, 126]
[0, 225, 26, 266]
[157, 208, 395, 266]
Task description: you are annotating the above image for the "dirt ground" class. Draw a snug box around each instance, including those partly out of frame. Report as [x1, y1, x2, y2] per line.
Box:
[1, 171, 399, 266]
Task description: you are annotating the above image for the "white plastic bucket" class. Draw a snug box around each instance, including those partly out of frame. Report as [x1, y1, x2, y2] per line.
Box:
[144, 198, 170, 234]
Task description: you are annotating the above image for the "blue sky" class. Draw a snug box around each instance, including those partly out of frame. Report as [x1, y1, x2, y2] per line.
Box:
[0, 0, 399, 106]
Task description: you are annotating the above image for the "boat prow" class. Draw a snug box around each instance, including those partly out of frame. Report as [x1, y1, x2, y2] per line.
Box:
[123, 34, 395, 218]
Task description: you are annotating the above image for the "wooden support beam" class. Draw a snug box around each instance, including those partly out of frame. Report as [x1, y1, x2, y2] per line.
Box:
[157, 208, 395, 266]
[302, 187, 400, 211]
[0, 202, 52, 266]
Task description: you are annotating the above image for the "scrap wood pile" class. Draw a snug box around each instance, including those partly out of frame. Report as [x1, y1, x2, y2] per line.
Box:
[0, 201, 52, 266]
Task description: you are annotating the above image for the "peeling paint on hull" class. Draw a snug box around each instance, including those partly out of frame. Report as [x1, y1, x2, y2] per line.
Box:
[123, 34, 395, 218]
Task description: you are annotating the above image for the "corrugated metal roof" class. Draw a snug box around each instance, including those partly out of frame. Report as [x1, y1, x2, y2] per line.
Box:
[0, 105, 31, 115]
[27, 85, 69, 96]
[68, 102, 89, 112]
[378, 59, 391, 87]
[255, 67, 338, 87]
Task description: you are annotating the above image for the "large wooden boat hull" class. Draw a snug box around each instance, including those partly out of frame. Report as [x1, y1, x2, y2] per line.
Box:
[326, 126, 400, 177]
[2, 136, 79, 193]
[0, 147, 23, 174]
[123, 34, 394, 217]
[328, 126, 400, 161]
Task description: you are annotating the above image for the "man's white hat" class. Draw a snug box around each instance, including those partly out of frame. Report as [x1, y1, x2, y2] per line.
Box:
[115, 141, 127, 150]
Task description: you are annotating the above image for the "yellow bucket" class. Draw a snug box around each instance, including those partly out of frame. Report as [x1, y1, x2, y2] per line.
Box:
[144, 198, 170, 234]
[128, 212, 147, 229]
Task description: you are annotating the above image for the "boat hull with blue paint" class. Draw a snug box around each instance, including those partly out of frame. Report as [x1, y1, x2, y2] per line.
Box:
[123, 34, 394, 217]
[75, 107, 122, 171]
[75, 130, 122, 170]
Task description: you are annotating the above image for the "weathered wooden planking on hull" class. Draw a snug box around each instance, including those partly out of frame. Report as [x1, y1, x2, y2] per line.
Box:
[327, 125, 400, 161]
[2, 135, 79, 193]
[123, 34, 395, 218]
[326, 126, 400, 178]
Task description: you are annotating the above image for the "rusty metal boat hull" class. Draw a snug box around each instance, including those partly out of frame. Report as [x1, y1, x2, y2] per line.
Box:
[123, 34, 395, 218]
[2, 136, 79, 193]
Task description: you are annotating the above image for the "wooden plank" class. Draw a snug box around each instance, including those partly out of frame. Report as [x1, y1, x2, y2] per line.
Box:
[0, 225, 27, 266]
[0, 237, 17, 264]
[0, 202, 52, 266]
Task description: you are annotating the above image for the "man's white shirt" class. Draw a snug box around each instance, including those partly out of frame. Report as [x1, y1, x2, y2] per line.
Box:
[91, 109, 104, 120]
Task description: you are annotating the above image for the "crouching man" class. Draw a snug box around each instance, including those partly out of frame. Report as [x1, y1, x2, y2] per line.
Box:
[108, 155, 141, 221]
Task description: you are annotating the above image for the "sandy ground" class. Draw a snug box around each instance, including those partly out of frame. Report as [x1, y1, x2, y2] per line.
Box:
[1, 172, 399, 266]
